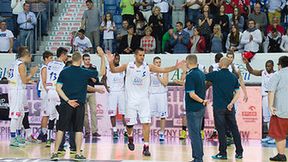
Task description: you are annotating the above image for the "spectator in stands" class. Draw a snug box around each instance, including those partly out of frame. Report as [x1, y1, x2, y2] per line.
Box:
[17, 3, 36, 48]
[116, 20, 129, 41]
[26, 0, 48, 36]
[185, 0, 203, 26]
[11, 0, 25, 37]
[162, 26, 174, 53]
[140, 26, 156, 53]
[267, 0, 286, 24]
[207, 0, 222, 16]
[100, 12, 116, 52]
[154, 0, 171, 32]
[248, 2, 268, 33]
[250, 0, 268, 12]
[198, 4, 213, 52]
[73, 29, 93, 54]
[211, 24, 223, 53]
[170, 0, 186, 26]
[265, 28, 282, 53]
[241, 19, 262, 53]
[120, 0, 136, 26]
[226, 25, 242, 52]
[184, 20, 194, 37]
[215, 4, 230, 52]
[266, 17, 285, 35]
[81, 0, 101, 53]
[169, 22, 190, 54]
[134, 12, 147, 37]
[135, 0, 153, 22]
[148, 6, 164, 53]
[280, 28, 288, 52]
[0, 21, 14, 53]
[118, 25, 140, 54]
[188, 27, 206, 53]
[230, 8, 245, 32]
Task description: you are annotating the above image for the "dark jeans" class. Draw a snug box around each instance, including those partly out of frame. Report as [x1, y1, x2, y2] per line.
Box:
[186, 108, 205, 162]
[187, 9, 200, 26]
[213, 108, 243, 156]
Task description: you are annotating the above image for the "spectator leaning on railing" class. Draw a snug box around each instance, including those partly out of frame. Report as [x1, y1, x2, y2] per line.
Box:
[0, 21, 14, 53]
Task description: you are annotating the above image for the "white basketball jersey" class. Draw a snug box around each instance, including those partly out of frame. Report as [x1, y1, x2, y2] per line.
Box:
[198, 64, 206, 73]
[106, 65, 125, 92]
[46, 60, 65, 90]
[261, 70, 274, 96]
[149, 72, 168, 94]
[125, 61, 150, 101]
[38, 64, 47, 91]
[8, 59, 25, 89]
[211, 63, 221, 71]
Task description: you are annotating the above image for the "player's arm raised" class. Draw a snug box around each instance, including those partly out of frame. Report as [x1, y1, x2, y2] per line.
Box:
[106, 52, 127, 73]
[149, 60, 185, 73]
[96, 46, 107, 76]
[19, 64, 38, 84]
[243, 57, 262, 76]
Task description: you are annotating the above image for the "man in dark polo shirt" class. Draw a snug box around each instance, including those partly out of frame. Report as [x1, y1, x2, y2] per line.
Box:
[206, 57, 243, 160]
[82, 53, 101, 138]
[185, 54, 207, 162]
[50, 52, 99, 160]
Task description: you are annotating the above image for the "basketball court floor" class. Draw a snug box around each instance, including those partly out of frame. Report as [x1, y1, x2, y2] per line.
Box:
[0, 134, 283, 162]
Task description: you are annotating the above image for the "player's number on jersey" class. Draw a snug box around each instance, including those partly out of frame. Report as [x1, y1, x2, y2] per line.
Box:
[50, 72, 57, 81]
[8, 68, 14, 78]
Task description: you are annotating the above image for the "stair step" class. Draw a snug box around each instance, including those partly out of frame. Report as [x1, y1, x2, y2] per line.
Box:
[58, 16, 82, 21]
[55, 22, 81, 27]
[48, 35, 72, 41]
[64, 3, 86, 8]
[51, 31, 71, 36]
[44, 46, 72, 52]
[52, 26, 80, 31]
[47, 41, 70, 46]
[60, 12, 83, 17]
[64, 8, 85, 13]
[65, 0, 86, 3]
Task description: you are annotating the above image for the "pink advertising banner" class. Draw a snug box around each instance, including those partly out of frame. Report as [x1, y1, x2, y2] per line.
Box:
[0, 84, 262, 140]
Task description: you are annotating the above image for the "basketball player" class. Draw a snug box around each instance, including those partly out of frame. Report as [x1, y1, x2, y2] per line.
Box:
[106, 48, 184, 156]
[243, 58, 275, 144]
[45, 47, 68, 147]
[37, 51, 54, 142]
[149, 57, 168, 142]
[99, 50, 127, 139]
[8, 47, 38, 147]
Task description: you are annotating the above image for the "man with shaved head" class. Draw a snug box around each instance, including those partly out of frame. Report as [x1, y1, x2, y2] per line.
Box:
[205, 57, 243, 160]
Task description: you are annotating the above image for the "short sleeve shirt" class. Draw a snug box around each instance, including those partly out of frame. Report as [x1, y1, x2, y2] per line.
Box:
[185, 68, 206, 112]
[206, 69, 240, 109]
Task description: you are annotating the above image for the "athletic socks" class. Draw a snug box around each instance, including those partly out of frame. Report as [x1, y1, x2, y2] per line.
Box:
[144, 142, 149, 146]
[25, 129, 32, 138]
[112, 127, 117, 132]
[47, 129, 53, 140]
[16, 129, 21, 137]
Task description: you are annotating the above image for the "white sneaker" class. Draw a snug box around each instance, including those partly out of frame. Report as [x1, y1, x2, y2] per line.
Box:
[267, 139, 276, 144]
[261, 136, 272, 143]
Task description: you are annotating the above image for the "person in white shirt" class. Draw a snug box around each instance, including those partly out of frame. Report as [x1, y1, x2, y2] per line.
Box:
[243, 57, 275, 144]
[106, 47, 184, 156]
[240, 19, 262, 53]
[100, 12, 116, 52]
[149, 56, 168, 142]
[10, 0, 25, 37]
[280, 29, 288, 52]
[0, 21, 14, 53]
[8, 47, 38, 147]
[73, 29, 93, 54]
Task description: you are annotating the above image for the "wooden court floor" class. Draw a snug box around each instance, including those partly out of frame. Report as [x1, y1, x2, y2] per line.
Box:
[0, 135, 284, 162]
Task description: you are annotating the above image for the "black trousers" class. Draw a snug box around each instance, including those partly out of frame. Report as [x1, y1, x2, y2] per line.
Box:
[213, 108, 243, 155]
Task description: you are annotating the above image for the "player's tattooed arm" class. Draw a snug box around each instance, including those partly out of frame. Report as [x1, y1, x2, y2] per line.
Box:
[96, 46, 106, 76]
[150, 60, 185, 73]
[157, 73, 169, 87]
[19, 63, 38, 84]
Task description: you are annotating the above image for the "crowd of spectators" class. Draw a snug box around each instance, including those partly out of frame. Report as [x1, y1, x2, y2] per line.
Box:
[77, 0, 288, 55]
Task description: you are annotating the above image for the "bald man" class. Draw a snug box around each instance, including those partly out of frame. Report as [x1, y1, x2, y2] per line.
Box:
[205, 57, 243, 160]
